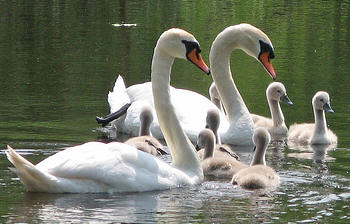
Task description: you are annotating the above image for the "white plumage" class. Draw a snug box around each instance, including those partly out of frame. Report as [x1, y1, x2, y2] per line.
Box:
[6, 28, 209, 193]
[105, 24, 276, 146]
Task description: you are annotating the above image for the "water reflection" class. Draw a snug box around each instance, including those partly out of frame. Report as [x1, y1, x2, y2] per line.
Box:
[287, 143, 337, 162]
[3, 143, 350, 223]
[9, 191, 163, 223]
[1, 0, 350, 222]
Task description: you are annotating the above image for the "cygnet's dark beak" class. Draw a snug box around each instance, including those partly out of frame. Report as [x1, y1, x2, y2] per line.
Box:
[323, 102, 334, 114]
[280, 94, 293, 106]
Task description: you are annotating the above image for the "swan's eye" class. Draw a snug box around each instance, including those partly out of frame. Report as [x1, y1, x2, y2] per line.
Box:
[182, 40, 201, 60]
[258, 40, 275, 60]
[320, 99, 324, 102]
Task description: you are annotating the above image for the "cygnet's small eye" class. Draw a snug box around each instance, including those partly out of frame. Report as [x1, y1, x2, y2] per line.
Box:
[320, 99, 324, 102]
[277, 90, 281, 93]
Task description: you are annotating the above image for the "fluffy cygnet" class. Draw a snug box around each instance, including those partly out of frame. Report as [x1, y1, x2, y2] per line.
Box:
[197, 109, 239, 160]
[124, 106, 167, 156]
[196, 128, 247, 181]
[287, 91, 337, 145]
[251, 82, 293, 139]
[231, 127, 280, 190]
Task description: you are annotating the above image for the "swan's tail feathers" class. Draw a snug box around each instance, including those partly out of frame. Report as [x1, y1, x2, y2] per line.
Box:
[96, 103, 132, 127]
[6, 145, 36, 171]
[6, 145, 54, 192]
[108, 75, 131, 112]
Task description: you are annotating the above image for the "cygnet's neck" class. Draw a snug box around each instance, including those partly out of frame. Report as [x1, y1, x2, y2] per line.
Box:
[139, 120, 151, 136]
[313, 109, 328, 137]
[213, 130, 221, 145]
[268, 98, 285, 127]
[209, 27, 253, 125]
[151, 48, 201, 175]
[203, 137, 215, 159]
[251, 145, 266, 166]
[208, 124, 221, 145]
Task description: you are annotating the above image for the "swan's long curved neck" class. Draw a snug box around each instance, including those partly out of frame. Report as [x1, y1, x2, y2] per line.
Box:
[151, 49, 201, 175]
[209, 28, 253, 125]
[313, 109, 327, 136]
[268, 99, 285, 127]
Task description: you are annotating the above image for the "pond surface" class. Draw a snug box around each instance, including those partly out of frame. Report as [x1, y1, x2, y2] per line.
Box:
[1, 0, 350, 223]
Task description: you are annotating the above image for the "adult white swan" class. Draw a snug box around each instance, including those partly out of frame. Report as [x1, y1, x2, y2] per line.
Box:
[97, 24, 276, 146]
[6, 28, 209, 193]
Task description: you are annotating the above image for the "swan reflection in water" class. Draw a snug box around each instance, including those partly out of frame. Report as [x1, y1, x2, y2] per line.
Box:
[8, 191, 161, 223]
[287, 142, 337, 173]
[8, 182, 279, 223]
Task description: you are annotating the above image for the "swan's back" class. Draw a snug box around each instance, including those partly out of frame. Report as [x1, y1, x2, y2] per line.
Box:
[120, 82, 229, 141]
[8, 142, 197, 193]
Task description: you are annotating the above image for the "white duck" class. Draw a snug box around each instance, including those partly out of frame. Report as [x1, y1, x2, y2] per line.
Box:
[287, 91, 337, 145]
[231, 127, 280, 190]
[6, 28, 209, 193]
[97, 24, 276, 146]
[124, 105, 167, 156]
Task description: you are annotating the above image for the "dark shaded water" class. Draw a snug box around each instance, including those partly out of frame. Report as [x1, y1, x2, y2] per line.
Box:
[1, 0, 350, 223]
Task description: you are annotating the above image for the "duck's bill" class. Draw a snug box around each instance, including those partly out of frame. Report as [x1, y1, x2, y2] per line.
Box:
[323, 103, 334, 114]
[187, 49, 210, 75]
[258, 52, 276, 80]
[281, 94, 294, 106]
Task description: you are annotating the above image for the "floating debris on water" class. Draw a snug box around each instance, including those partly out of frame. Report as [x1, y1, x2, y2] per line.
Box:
[112, 23, 137, 27]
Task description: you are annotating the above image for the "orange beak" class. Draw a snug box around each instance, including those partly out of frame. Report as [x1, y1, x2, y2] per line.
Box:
[187, 49, 210, 75]
[258, 52, 276, 80]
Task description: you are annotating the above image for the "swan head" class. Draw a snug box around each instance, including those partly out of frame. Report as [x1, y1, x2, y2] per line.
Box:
[236, 24, 276, 79]
[157, 28, 210, 74]
[312, 91, 334, 113]
[266, 82, 293, 106]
